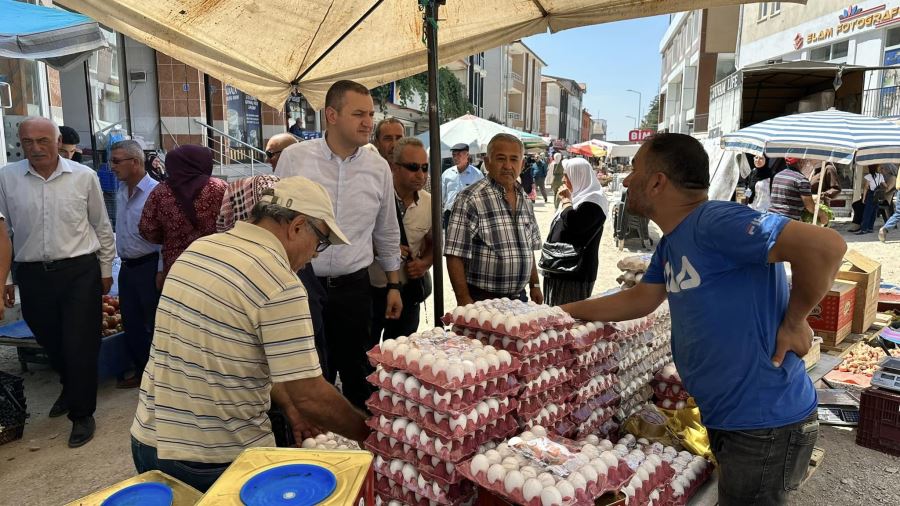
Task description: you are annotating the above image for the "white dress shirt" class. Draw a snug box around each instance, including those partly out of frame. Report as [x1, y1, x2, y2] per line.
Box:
[116, 174, 162, 270]
[276, 137, 401, 277]
[0, 157, 116, 277]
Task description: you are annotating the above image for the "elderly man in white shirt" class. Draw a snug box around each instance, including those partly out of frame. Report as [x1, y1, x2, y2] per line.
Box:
[0, 117, 116, 448]
[277, 80, 402, 410]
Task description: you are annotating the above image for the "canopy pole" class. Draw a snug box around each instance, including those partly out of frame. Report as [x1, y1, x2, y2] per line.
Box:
[812, 160, 827, 225]
[425, 0, 447, 319]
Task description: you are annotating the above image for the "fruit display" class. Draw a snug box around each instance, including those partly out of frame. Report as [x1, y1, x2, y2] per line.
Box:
[101, 295, 122, 337]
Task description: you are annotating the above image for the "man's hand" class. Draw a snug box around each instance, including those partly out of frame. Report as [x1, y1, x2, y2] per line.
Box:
[772, 318, 814, 368]
[3, 285, 13, 308]
[385, 289, 403, 319]
[285, 407, 323, 444]
[156, 272, 165, 291]
[399, 245, 411, 262]
[406, 258, 430, 279]
[101, 277, 113, 295]
[529, 285, 544, 305]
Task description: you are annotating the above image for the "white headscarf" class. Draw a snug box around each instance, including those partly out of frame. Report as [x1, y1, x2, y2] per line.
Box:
[556, 158, 609, 219]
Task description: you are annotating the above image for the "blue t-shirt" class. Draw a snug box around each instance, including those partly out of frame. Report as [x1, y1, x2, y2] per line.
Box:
[643, 201, 817, 430]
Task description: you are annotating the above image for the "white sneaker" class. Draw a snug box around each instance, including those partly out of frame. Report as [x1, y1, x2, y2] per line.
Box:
[878, 228, 887, 243]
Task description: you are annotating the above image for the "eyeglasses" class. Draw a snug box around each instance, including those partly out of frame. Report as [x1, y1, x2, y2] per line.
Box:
[266, 149, 283, 159]
[109, 157, 136, 165]
[398, 162, 429, 173]
[307, 222, 331, 253]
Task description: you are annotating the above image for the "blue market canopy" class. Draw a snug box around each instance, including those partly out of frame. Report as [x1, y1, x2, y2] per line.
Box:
[721, 108, 900, 166]
[0, 0, 108, 70]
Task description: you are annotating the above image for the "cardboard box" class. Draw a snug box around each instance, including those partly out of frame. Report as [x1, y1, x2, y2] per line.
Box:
[836, 250, 881, 334]
[808, 280, 856, 347]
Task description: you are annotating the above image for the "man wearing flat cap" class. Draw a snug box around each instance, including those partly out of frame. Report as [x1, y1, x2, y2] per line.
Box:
[441, 142, 483, 230]
[131, 176, 369, 492]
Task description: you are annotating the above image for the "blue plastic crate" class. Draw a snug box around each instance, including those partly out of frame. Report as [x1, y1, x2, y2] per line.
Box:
[97, 164, 118, 193]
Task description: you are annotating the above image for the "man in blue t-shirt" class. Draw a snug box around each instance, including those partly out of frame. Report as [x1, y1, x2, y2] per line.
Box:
[562, 133, 846, 506]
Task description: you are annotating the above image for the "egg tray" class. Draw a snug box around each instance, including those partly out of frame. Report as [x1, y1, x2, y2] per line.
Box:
[572, 341, 620, 367]
[652, 381, 691, 402]
[368, 345, 520, 391]
[365, 414, 519, 462]
[569, 375, 618, 404]
[372, 452, 464, 489]
[367, 370, 520, 412]
[568, 391, 622, 423]
[467, 328, 574, 356]
[442, 307, 575, 339]
[373, 483, 476, 506]
[366, 393, 518, 439]
[519, 367, 575, 399]
[576, 419, 620, 443]
[659, 465, 714, 506]
[571, 407, 617, 437]
[519, 402, 574, 430]
[517, 385, 574, 416]
[374, 471, 476, 506]
[517, 348, 575, 377]
[622, 460, 675, 501]
[569, 359, 620, 388]
[366, 438, 467, 484]
[568, 322, 620, 350]
[365, 432, 475, 470]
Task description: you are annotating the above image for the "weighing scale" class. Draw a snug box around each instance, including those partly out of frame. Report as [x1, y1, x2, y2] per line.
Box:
[816, 388, 860, 426]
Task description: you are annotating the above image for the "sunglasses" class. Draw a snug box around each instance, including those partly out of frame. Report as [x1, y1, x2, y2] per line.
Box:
[398, 162, 429, 173]
[308, 222, 331, 253]
[265, 149, 283, 159]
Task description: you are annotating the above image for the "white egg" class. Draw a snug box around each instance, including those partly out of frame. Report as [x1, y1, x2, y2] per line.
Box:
[471, 454, 490, 475]
[487, 398, 500, 412]
[405, 422, 420, 440]
[537, 472, 556, 487]
[487, 463, 507, 484]
[485, 449, 501, 464]
[497, 350, 512, 367]
[389, 459, 404, 474]
[301, 437, 316, 448]
[567, 471, 587, 491]
[377, 368, 390, 383]
[579, 464, 598, 483]
[433, 358, 449, 376]
[447, 363, 464, 383]
[401, 463, 417, 483]
[406, 348, 422, 366]
[394, 343, 409, 359]
[418, 431, 429, 447]
[540, 486, 563, 506]
[522, 477, 543, 501]
[520, 466, 538, 478]
[391, 418, 408, 435]
[449, 414, 467, 432]
[531, 425, 547, 437]
[381, 339, 397, 354]
[636, 467, 650, 482]
[504, 470, 525, 494]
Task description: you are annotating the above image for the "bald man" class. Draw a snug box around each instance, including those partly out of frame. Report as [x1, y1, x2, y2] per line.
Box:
[265, 133, 299, 170]
[0, 117, 116, 448]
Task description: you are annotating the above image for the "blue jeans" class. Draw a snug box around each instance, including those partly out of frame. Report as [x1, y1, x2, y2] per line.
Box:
[861, 191, 878, 231]
[708, 413, 818, 506]
[884, 200, 900, 230]
[131, 437, 230, 492]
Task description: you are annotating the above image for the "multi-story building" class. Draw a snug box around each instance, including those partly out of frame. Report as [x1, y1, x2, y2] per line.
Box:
[591, 119, 608, 141]
[657, 7, 741, 136]
[738, 1, 900, 117]
[540, 75, 585, 144]
[581, 109, 593, 142]
[483, 41, 545, 132]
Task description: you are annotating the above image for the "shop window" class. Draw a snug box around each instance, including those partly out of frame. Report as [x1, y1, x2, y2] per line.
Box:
[810, 41, 849, 63]
[832, 41, 849, 60]
[887, 27, 900, 49]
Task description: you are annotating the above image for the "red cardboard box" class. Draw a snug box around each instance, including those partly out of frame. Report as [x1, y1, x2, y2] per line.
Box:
[808, 280, 856, 347]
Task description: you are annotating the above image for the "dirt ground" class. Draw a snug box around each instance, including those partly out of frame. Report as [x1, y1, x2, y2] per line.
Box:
[0, 190, 897, 505]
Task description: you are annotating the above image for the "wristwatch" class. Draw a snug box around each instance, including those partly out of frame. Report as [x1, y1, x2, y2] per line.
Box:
[386, 282, 402, 291]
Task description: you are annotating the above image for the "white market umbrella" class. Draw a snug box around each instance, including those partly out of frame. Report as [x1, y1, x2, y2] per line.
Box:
[416, 114, 546, 157]
[722, 108, 900, 222]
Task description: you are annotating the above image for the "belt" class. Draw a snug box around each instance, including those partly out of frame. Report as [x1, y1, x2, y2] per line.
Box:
[20, 253, 96, 272]
[121, 252, 159, 267]
[317, 268, 368, 288]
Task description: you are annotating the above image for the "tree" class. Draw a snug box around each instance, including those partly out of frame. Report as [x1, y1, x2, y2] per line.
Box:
[371, 68, 473, 123]
[487, 114, 505, 125]
[641, 95, 660, 130]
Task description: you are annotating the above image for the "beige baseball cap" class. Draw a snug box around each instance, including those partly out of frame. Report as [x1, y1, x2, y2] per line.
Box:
[259, 176, 350, 246]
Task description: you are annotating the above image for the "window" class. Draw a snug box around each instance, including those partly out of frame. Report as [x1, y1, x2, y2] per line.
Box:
[832, 41, 849, 60]
[810, 46, 830, 61]
[888, 26, 900, 49]
[771, 2, 781, 15]
[810, 41, 849, 63]
[758, 3, 768, 20]
[758, 2, 781, 21]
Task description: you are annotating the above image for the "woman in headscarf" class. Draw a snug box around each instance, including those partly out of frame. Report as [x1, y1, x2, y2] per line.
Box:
[746, 154, 774, 212]
[139, 145, 227, 278]
[549, 152, 565, 208]
[541, 158, 609, 306]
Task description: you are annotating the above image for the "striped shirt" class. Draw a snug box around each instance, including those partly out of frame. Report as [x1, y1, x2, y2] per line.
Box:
[131, 221, 320, 463]
[445, 177, 542, 296]
[769, 168, 811, 221]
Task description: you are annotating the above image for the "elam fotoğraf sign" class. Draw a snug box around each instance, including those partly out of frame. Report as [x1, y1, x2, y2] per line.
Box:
[796, 4, 900, 48]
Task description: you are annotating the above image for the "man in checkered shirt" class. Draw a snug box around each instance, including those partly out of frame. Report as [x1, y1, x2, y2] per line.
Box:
[445, 133, 543, 305]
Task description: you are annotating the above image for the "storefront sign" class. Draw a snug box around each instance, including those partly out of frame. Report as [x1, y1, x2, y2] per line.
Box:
[709, 72, 742, 101]
[801, 4, 900, 46]
[628, 129, 655, 142]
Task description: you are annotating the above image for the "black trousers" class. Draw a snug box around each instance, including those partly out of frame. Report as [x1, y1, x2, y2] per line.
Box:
[298, 265, 328, 379]
[317, 268, 374, 410]
[371, 286, 421, 341]
[17, 254, 102, 421]
[118, 253, 161, 377]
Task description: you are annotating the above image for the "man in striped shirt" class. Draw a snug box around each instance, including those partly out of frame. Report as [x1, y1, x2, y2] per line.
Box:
[130, 177, 369, 492]
[769, 158, 815, 221]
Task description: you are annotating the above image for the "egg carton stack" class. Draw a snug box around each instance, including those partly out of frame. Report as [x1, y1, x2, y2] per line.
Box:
[652, 363, 691, 411]
[616, 255, 652, 289]
[444, 299, 577, 431]
[365, 328, 521, 505]
[564, 321, 622, 440]
[614, 302, 672, 422]
[613, 434, 712, 506]
[299, 432, 361, 450]
[458, 426, 635, 506]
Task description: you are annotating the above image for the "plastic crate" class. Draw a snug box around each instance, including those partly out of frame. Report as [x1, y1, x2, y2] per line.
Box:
[0, 372, 27, 447]
[856, 387, 900, 456]
[97, 165, 118, 193]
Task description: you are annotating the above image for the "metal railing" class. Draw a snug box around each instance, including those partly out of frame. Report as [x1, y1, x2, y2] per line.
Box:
[510, 71, 523, 83]
[861, 86, 900, 118]
[193, 119, 268, 179]
[507, 111, 522, 121]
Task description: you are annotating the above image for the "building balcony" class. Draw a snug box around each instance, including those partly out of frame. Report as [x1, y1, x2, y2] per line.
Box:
[861, 86, 900, 118]
[507, 111, 522, 121]
[511, 71, 523, 83]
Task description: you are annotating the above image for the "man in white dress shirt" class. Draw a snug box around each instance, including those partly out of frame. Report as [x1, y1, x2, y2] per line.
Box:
[276, 80, 402, 410]
[0, 117, 116, 447]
